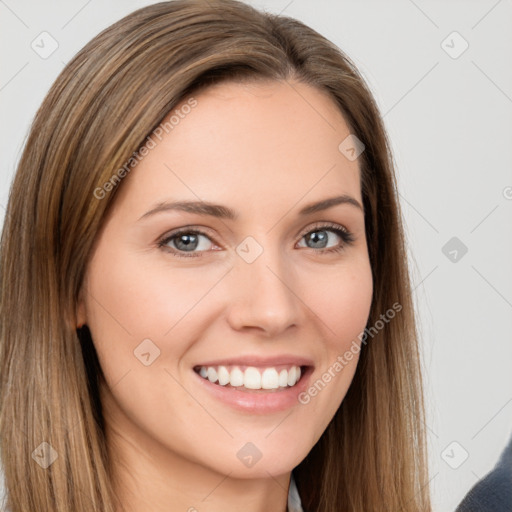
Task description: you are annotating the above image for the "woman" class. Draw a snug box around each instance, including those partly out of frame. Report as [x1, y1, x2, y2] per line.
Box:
[0, 1, 431, 511]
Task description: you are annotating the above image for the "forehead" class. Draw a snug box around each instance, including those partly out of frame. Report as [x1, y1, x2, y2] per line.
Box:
[114, 79, 362, 218]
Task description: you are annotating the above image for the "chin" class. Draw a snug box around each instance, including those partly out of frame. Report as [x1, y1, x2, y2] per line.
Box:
[195, 437, 310, 479]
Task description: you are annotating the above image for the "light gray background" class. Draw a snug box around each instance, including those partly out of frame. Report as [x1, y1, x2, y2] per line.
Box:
[1, 1, 511, 511]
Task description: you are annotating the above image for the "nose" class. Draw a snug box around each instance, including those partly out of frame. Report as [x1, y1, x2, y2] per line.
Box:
[225, 243, 301, 337]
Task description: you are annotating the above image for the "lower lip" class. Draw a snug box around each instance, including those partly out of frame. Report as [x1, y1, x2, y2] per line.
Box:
[192, 366, 313, 414]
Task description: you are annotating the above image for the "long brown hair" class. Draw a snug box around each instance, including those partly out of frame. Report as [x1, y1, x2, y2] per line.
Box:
[0, 1, 431, 510]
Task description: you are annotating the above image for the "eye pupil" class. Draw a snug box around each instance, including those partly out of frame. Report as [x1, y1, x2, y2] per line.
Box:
[175, 233, 198, 251]
[307, 230, 328, 248]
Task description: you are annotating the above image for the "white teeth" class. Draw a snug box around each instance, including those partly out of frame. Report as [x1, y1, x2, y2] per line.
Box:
[230, 367, 244, 387]
[287, 366, 297, 386]
[278, 369, 288, 388]
[244, 367, 261, 389]
[196, 364, 303, 390]
[261, 368, 279, 389]
[217, 365, 230, 386]
[207, 367, 217, 383]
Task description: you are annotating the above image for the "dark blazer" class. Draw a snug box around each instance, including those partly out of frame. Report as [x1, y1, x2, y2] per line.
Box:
[456, 433, 512, 512]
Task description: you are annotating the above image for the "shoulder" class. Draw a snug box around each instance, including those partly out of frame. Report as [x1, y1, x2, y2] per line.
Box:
[456, 434, 512, 512]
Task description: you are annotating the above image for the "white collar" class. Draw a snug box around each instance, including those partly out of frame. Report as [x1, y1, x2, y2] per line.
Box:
[287, 472, 304, 512]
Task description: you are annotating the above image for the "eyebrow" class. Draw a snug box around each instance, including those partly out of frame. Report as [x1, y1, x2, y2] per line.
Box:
[138, 194, 363, 222]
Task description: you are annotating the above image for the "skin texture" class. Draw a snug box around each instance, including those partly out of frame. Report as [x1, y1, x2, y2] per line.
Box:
[77, 80, 373, 512]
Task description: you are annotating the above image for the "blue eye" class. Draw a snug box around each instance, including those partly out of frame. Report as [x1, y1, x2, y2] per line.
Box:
[158, 230, 213, 256]
[157, 223, 355, 259]
[297, 224, 355, 252]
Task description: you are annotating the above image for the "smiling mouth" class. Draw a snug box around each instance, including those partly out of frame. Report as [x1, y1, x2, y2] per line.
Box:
[193, 364, 309, 392]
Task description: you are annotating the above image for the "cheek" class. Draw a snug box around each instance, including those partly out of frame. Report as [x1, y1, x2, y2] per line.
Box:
[83, 247, 232, 399]
[293, 259, 372, 426]
[85, 246, 224, 340]
[305, 258, 373, 348]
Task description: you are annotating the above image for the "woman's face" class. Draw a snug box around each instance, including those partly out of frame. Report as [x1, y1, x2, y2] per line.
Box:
[78, 79, 373, 480]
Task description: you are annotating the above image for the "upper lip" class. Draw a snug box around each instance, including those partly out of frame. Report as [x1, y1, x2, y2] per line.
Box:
[194, 354, 314, 368]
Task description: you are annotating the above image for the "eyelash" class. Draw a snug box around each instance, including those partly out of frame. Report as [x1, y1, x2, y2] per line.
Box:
[157, 222, 356, 259]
